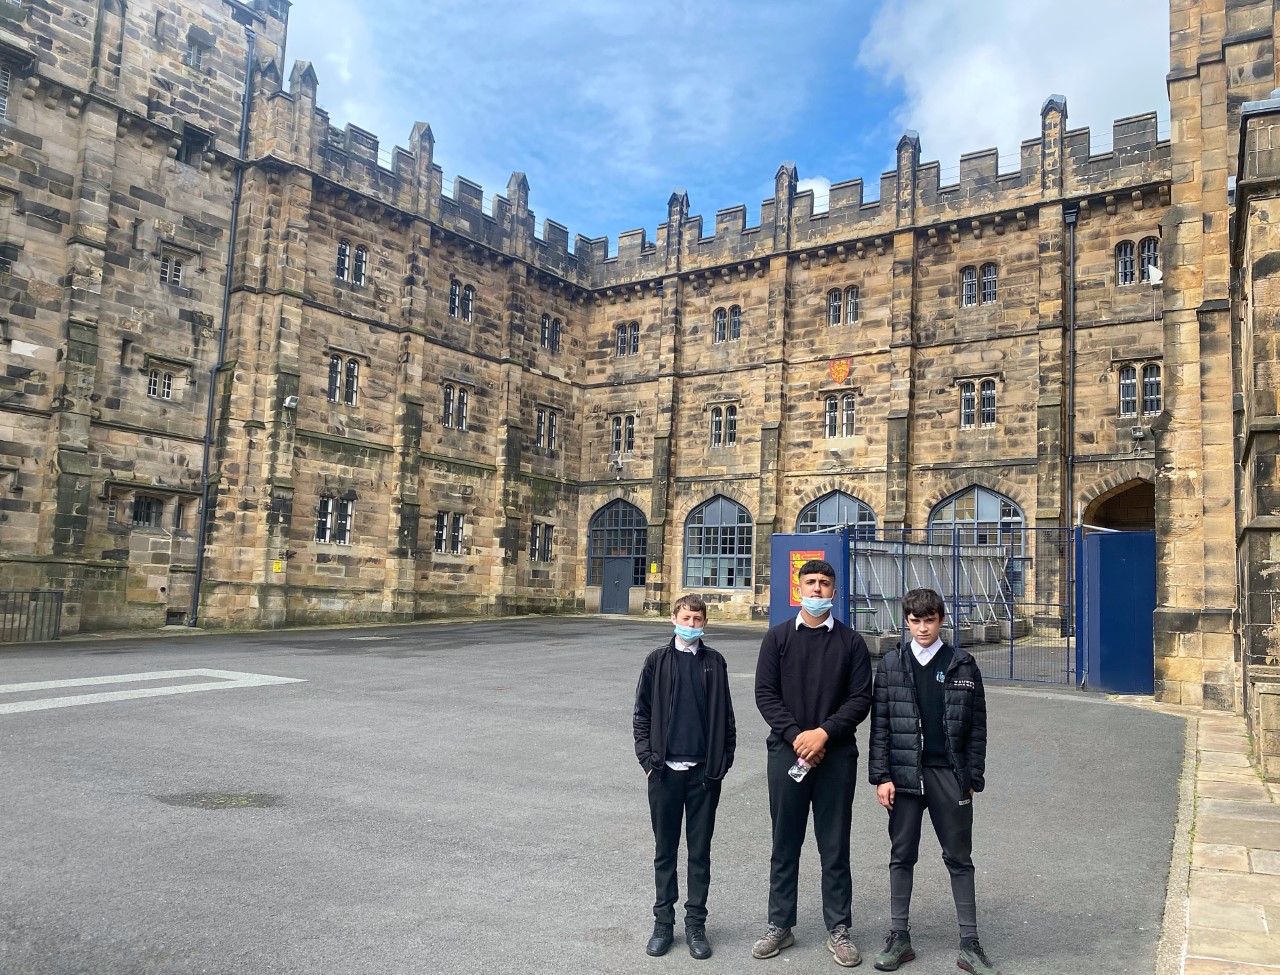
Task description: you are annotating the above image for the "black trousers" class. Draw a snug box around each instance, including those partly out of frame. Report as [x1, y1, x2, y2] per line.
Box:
[647, 764, 722, 925]
[887, 765, 977, 939]
[765, 734, 858, 931]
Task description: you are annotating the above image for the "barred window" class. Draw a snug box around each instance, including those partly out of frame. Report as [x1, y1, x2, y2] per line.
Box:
[845, 287, 860, 323]
[980, 379, 997, 427]
[449, 279, 460, 317]
[536, 408, 546, 446]
[841, 394, 856, 436]
[827, 289, 843, 326]
[132, 495, 163, 528]
[1139, 236, 1159, 282]
[315, 497, 353, 544]
[714, 307, 727, 343]
[443, 384, 455, 428]
[551, 318, 562, 353]
[961, 266, 977, 307]
[461, 285, 475, 322]
[0, 65, 12, 119]
[729, 305, 742, 339]
[611, 416, 623, 455]
[629, 322, 640, 355]
[449, 512, 463, 555]
[1142, 363, 1162, 415]
[824, 396, 838, 438]
[352, 245, 368, 287]
[530, 522, 553, 563]
[343, 358, 358, 406]
[980, 263, 997, 304]
[1119, 365, 1138, 417]
[541, 314, 551, 348]
[328, 355, 342, 403]
[336, 240, 351, 281]
[548, 411, 558, 451]
[455, 388, 469, 431]
[624, 414, 635, 452]
[433, 512, 448, 553]
[710, 407, 723, 447]
[959, 381, 976, 430]
[615, 324, 628, 357]
[1116, 241, 1136, 286]
[724, 405, 737, 446]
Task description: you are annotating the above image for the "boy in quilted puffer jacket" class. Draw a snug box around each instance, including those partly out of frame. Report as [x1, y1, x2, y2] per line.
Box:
[867, 588, 1000, 975]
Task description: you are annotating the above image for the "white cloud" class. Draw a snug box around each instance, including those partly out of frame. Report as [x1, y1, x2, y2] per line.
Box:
[857, 0, 1169, 178]
[798, 177, 831, 213]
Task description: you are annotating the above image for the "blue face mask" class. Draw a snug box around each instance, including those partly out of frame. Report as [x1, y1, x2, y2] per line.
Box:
[674, 624, 705, 643]
[801, 596, 834, 616]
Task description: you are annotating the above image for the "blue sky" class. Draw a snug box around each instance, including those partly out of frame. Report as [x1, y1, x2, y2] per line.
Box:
[284, 0, 1170, 248]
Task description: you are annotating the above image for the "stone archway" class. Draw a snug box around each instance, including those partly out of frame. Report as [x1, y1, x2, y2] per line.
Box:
[1083, 479, 1155, 531]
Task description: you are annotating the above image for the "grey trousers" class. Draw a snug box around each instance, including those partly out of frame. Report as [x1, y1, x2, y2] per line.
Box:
[886, 765, 978, 939]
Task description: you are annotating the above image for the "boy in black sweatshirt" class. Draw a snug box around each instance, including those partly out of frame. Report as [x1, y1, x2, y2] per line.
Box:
[753, 559, 873, 967]
[633, 593, 736, 961]
[867, 588, 999, 975]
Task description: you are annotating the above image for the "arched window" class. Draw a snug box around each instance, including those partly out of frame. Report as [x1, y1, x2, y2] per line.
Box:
[588, 499, 648, 586]
[535, 408, 545, 445]
[729, 305, 742, 339]
[841, 394, 856, 436]
[714, 307, 727, 343]
[979, 378, 997, 427]
[1139, 236, 1159, 282]
[624, 414, 635, 452]
[845, 287, 859, 323]
[343, 358, 359, 406]
[1119, 365, 1138, 417]
[327, 354, 342, 403]
[611, 416, 623, 455]
[352, 245, 368, 286]
[1116, 241, 1136, 285]
[959, 381, 976, 429]
[827, 288, 843, 326]
[1142, 363, 1162, 414]
[929, 486, 1024, 554]
[684, 495, 753, 588]
[824, 396, 838, 438]
[442, 383, 455, 428]
[336, 240, 351, 281]
[547, 411, 558, 450]
[710, 407, 723, 447]
[449, 279, 461, 317]
[461, 285, 475, 322]
[541, 314, 551, 348]
[456, 387, 469, 431]
[961, 266, 978, 307]
[629, 322, 640, 355]
[725, 405, 737, 445]
[980, 263, 997, 303]
[615, 324, 628, 357]
[551, 318, 562, 353]
[797, 491, 877, 540]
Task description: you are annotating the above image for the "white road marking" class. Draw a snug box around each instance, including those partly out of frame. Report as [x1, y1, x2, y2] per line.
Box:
[0, 669, 306, 715]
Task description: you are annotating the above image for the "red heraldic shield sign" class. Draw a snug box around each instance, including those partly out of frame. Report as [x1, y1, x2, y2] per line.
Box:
[828, 357, 852, 384]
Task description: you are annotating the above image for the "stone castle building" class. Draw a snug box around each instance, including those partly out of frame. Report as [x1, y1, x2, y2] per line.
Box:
[0, 0, 1274, 746]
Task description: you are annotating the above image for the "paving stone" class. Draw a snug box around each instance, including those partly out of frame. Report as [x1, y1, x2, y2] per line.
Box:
[1188, 928, 1280, 967]
[1201, 750, 1255, 768]
[1192, 870, 1280, 906]
[1198, 798, 1280, 822]
[1186, 958, 1280, 974]
[1189, 896, 1268, 933]
[1193, 842, 1251, 871]
[1251, 849, 1280, 875]
[1197, 816, 1280, 849]
[1198, 780, 1272, 801]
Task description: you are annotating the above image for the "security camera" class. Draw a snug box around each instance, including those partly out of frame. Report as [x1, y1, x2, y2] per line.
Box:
[282, 395, 298, 409]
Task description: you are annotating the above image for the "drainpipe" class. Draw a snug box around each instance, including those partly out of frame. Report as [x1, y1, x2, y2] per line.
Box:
[189, 26, 255, 626]
[1064, 205, 1078, 525]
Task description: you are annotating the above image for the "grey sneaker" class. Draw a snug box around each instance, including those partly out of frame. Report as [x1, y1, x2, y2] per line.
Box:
[873, 930, 914, 971]
[751, 924, 795, 959]
[958, 938, 1001, 975]
[827, 924, 862, 967]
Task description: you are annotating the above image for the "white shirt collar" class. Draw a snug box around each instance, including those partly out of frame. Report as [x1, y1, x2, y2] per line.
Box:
[674, 637, 700, 653]
[911, 638, 943, 666]
[796, 613, 836, 631]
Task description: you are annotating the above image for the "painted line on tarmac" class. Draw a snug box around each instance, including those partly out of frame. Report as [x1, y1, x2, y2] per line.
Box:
[0, 669, 306, 715]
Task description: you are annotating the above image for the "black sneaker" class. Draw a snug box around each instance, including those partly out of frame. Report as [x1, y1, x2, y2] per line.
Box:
[646, 921, 674, 957]
[874, 930, 914, 971]
[686, 923, 712, 960]
[957, 938, 1001, 975]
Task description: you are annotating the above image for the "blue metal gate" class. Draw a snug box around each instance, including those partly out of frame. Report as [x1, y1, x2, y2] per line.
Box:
[849, 529, 1075, 685]
[1075, 529, 1155, 693]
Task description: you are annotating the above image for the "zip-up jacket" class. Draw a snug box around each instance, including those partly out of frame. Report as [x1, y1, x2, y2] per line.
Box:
[868, 643, 987, 795]
[633, 639, 737, 780]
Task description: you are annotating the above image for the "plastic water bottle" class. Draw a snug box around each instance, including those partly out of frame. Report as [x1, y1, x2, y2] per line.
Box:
[788, 757, 810, 782]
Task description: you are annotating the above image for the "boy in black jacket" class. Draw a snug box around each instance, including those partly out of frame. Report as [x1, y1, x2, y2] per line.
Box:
[868, 588, 1000, 975]
[633, 593, 736, 961]
[753, 559, 873, 968]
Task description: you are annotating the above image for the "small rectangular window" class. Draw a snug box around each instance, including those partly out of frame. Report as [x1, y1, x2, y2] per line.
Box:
[960, 382, 976, 430]
[449, 513, 463, 555]
[176, 129, 210, 167]
[159, 253, 184, 286]
[433, 512, 447, 553]
[132, 495, 163, 528]
[541, 523, 553, 563]
[529, 522, 540, 562]
[0, 65, 12, 120]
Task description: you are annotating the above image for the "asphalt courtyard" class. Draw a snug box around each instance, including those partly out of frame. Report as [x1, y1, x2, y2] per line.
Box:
[1, 617, 1185, 975]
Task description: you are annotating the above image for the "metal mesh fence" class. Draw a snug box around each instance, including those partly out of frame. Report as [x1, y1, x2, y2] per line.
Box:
[0, 590, 63, 643]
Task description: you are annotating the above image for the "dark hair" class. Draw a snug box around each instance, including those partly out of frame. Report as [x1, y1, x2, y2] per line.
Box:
[902, 587, 946, 620]
[672, 593, 707, 616]
[797, 559, 836, 580]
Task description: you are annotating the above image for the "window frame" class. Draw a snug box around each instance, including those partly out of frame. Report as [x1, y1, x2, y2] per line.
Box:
[1139, 236, 1159, 282]
[959, 381, 976, 430]
[827, 288, 843, 326]
[683, 495, 753, 589]
[1116, 240, 1136, 286]
[824, 395, 838, 438]
[461, 284, 475, 322]
[979, 378, 997, 428]
[714, 307, 727, 343]
[961, 266, 978, 307]
[448, 279, 460, 318]
[845, 287, 859, 324]
[710, 407, 723, 447]
[1118, 364, 1138, 417]
[443, 383, 455, 428]
[352, 244, 368, 287]
[841, 393, 856, 437]
[336, 239, 351, 282]
[1142, 363, 1162, 415]
[980, 263, 998, 304]
[729, 305, 742, 340]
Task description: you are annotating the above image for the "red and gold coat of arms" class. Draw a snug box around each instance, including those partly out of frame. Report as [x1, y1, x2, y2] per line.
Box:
[828, 357, 852, 384]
